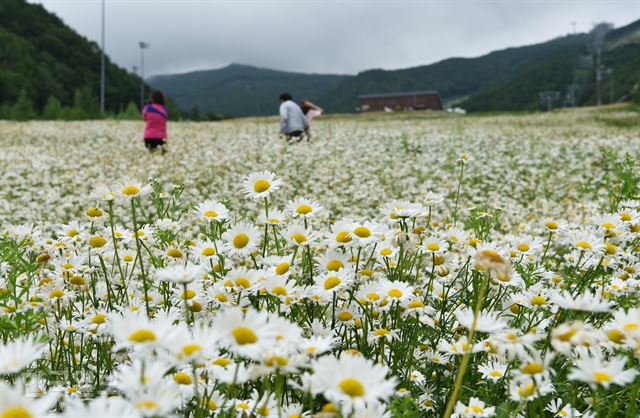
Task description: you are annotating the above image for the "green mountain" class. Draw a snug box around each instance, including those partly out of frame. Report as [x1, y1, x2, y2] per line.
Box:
[460, 20, 640, 111]
[151, 19, 639, 116]
[322, 33, 591, 112]
[0, 0, 144, 117]
[148, 64, 349, 117]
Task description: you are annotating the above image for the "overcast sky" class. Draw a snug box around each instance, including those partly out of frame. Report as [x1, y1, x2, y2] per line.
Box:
[29, 0, 640, 77]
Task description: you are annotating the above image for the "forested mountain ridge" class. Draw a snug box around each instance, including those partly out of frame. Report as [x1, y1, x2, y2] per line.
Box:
[0, 0, 145, 118]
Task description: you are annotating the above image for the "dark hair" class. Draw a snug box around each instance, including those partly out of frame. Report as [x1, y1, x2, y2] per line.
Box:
[150, 91, 166, 106]
[279, 93, 292, 102]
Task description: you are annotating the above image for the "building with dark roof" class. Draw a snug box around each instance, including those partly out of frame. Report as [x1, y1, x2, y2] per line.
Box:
[357, 91, 443, 112]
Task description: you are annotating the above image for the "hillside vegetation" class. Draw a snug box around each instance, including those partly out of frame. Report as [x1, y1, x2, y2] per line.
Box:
[0, 0, 146, 119]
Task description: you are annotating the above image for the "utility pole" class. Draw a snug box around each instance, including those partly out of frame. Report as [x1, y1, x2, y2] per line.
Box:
[607, 68, 614, 104]
[139, 42, 149, 109]
[100, 0, 106, 114]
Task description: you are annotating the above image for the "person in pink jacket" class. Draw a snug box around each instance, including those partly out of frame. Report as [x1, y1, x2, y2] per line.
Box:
[142, 91, 169, 153]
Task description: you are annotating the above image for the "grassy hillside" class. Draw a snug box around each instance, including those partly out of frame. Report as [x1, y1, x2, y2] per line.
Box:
[460, 20, 640, 111]
[148, 64, 349, 117]
[0, 0, 145, 116]
[321, 34, 590, 112]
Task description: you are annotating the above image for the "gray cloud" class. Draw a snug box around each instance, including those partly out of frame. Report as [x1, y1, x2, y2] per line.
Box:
[29, 0, 640, 76]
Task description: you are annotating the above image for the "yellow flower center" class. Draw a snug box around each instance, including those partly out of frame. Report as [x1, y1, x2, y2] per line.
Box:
[91, 314, 107, 324]
[489, 370, 503, 377]
[181, 344, 202, 356]
[607, 329, 625, 343]
[339, 378, 365, 397]
[275, 262, 290, 275]
[86, 207, 103, 217]
[203, 210, 218, 218]
[167, 248, 183, 258]
[136, 401, 158, 410]
[49, 289, 64, 299]
[89, 236, 107, 248]
[557, 328, 577, 341]
[326, 260, 344, 271]
[181, 289, 196, 299]
[380, 248, 392, 256]
[478, 249, 505, 264]
[201, 247, 216, 256]
[296, 205, 313, 215]
[323, 276, 341, 290]
[354, 226, 371, 238]
[232, 327, 257, 345]
[336, 231, 352, 243]
[173, 372, 193, 385]
[0, 406, 33, 418]
[265, 355, 288, 367]
[531, 295, 546, 306]
[408, 300, 424, 308]
[471, 405, 484, 413]
[546, 221, 558, 229]
[375, 328, 390, 336]
[576, 241, 591, 250]
[517, 382, 536, 397]
[213, 357, 231, 367]
[68, 274, 85, 285]
[427, 242, 440, 251]
[128, 329, 157, 343]
[234, 277, 250, 289]
[521, 362, 544, 375]
[122, 185, 141, 196]
[67, 229, 79, 237]
[338, 311, 354, 321]
[233, 233, 250, 249]
[388, 288, 403, 298]
[593, 371, 612, 383]
[624, 322, 640, 332]
[517, 243, 529, 252]
[272, 286, 287, 296]
[291, 233, 307, 244]
[253, 179, 271, 193]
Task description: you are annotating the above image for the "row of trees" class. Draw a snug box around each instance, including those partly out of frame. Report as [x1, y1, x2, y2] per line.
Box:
[0, 88, 141, 121]
[0, 87, 231, 121]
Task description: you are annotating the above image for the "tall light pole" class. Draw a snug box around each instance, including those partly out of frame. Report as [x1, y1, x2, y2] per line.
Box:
[100, 0, 106, 114]
[139, 42, 149, 109]
[607, 68, 614, 104]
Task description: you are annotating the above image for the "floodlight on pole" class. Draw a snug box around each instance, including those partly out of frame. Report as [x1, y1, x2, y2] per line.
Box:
[100, 0, 106, 114]
[139, 42, 149, 109]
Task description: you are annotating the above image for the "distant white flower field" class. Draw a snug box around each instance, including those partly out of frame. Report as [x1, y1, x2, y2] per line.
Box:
[0, 109, 638, 417]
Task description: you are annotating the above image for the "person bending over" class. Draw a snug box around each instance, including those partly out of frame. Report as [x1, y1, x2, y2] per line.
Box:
[301, 98, 323, 138]
[279, 93, 308, 142]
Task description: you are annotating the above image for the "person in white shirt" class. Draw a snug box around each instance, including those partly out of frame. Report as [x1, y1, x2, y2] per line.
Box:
[279, 93, 309, 142]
